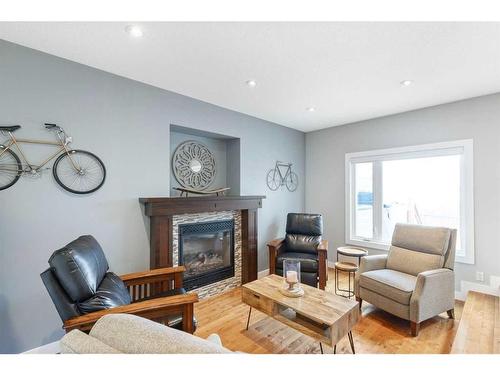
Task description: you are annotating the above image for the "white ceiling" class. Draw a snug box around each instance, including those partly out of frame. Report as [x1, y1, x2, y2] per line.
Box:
[1, 22, 500, 132]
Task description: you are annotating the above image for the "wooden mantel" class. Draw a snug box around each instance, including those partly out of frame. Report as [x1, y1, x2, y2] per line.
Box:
[139, 195, 265, 284]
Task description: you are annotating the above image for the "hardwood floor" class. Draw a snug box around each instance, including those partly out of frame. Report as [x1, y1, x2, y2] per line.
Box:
[451, 291, 499, 353]
[194, 269, 464, 354]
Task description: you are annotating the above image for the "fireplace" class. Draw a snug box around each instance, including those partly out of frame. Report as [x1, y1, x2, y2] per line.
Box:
[140, 195, 264, 296]
[178, 219, 235, 291]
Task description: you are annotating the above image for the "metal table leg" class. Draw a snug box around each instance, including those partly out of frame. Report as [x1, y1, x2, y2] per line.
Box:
[335, 269, 355, 299]
[246, 307, 252, 330]
[348, 331, 355, 354]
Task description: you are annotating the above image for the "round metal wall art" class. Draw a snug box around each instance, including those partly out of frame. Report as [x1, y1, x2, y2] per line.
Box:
[172, 140, 216, 190]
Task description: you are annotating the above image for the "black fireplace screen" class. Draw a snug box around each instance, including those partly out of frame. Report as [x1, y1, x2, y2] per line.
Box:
[178, 219, 235, 290]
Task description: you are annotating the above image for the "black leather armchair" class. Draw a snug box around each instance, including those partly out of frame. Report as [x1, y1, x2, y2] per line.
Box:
[41, 235, 197, 333]
[268, 213, 328, 289]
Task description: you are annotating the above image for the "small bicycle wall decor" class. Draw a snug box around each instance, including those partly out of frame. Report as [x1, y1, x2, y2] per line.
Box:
[0, 123, 106, 194]
[266, 161, 299, 192]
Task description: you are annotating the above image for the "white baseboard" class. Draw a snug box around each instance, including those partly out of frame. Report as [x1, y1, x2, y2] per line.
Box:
[258, 269, 269, 279]
[455, 278, 500, 301]
[22, 340, 60, 354]
[491, 276, 500, 290]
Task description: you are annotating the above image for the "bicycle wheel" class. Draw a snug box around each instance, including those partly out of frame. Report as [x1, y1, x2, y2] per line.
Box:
[53, 150, 106, 194]
[285, 171, 299, 192]
[0, 146, 22, 191]
[266, 169, 281, 191]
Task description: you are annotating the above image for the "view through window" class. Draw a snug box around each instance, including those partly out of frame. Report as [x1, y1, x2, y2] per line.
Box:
[346, 140, 473, 263]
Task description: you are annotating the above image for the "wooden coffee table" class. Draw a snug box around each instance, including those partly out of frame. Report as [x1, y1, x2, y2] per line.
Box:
[242, 274, 360, 353]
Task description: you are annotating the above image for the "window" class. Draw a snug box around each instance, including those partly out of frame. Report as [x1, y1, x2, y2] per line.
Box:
[345, 140, 474, 264]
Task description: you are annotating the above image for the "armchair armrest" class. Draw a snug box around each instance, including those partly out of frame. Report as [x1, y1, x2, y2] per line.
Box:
[267, 238, 285, 249]
[410, 268, 455, 323]
[63, 292, 198, 333]
[359, 254, 388, 273]
[317, 239, 328, 252]
[355, 254, 387, 297]
[267, 238, 285, 275]
[120, 266, 186, 286]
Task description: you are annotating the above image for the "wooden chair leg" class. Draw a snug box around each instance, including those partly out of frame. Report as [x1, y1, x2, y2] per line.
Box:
[410, 321, 420, 337]
[182, 303, 195, 334]
[319, 272, 326, 290]
[447, 309, 455, 319]
[318, 251, 327, 290]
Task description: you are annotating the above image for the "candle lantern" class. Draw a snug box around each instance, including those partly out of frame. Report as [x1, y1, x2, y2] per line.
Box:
[279, 259, 304, 297]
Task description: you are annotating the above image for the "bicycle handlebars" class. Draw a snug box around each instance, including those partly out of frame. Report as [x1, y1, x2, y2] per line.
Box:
[45, 123, 65, 133]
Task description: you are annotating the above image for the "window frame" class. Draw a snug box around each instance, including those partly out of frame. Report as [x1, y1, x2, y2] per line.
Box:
[345, 139, 474, 264]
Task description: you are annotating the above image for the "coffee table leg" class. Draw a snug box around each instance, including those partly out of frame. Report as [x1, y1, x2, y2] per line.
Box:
[334, 345, 336, 354]
[246, 307, 252, 330]
[319, 342, 323, 354]
[348, 331, 355, 354]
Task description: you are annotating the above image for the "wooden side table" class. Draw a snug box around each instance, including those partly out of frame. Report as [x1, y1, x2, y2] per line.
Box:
[335, 247, 368, 299]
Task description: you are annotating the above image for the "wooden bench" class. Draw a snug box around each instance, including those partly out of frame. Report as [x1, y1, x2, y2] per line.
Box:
[451, 291, 500, 354]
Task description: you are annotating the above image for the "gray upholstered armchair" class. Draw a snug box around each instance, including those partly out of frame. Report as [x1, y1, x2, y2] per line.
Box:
[355, 223, 456, 336]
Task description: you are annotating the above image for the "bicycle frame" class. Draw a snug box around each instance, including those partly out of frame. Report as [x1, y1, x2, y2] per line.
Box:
[0, 131, 78, 173]
[274, 161, 292, 185]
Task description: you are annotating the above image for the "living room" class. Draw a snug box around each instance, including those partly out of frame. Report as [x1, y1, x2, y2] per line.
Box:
[1, 1, 499, 372]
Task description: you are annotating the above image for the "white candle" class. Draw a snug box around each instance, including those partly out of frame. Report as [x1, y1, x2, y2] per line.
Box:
[286, 270, 298, 283]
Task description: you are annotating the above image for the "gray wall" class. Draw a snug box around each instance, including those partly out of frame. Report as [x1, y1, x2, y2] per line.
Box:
[306, 93, 500, 292]
[0, 40, 305, 353]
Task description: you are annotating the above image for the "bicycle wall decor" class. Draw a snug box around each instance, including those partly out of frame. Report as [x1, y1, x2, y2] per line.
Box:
[0, 123, 106, 194]
[266, 161, 298, 192]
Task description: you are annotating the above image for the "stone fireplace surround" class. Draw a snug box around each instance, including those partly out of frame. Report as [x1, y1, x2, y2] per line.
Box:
[139, 195, 264, 299]
[173, 210, 241, 299]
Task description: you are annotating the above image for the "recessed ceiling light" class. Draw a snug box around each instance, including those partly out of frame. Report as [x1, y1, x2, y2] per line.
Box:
[246, 80, 257, 88]
[400, 80, 413, 87]
[125, 25, 143, 38]
[306, 107, 316, 112]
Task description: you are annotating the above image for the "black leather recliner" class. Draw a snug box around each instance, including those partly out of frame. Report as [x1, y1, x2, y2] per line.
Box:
[268, 213, 328, 289]
[41, 235, 195, 331]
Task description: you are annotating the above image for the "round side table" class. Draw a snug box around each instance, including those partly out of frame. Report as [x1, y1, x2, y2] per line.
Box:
[334, 261, 358, 298]
[336, 246, 368, 265]
[334, 246, 368, 299]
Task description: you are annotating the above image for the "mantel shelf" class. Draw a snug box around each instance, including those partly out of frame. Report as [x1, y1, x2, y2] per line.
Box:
[139, 195, 265, 217]
[139, 195, 265, 203]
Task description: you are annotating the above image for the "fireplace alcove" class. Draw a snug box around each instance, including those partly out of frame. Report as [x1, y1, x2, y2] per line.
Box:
[139, 195, 265, 291]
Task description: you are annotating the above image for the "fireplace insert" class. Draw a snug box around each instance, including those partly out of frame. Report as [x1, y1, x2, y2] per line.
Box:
[178, 219, 235, 291]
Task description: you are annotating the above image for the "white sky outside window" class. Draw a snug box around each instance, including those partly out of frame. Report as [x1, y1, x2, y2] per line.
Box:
[381, 155, 461, 249]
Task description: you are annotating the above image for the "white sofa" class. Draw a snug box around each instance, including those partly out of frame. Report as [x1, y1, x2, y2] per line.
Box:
[60, 313, 232, 354]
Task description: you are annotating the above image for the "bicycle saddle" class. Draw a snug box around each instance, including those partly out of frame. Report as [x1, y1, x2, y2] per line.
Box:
[0, 125, 21, 132]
